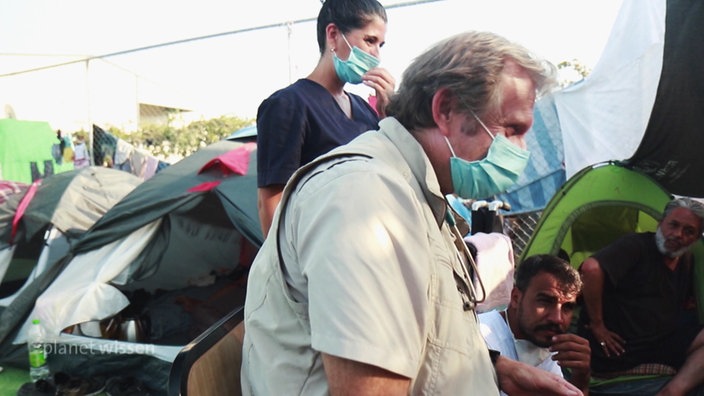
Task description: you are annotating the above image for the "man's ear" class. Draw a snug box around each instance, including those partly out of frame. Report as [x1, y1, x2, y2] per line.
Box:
[509, 287, 521, 309]
[431, 88, 455, 137]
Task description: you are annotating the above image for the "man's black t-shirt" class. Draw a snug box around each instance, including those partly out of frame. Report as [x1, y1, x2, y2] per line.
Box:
[578, 232, 698, 372]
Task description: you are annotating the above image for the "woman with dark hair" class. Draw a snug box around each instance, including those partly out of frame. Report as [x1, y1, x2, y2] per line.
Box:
[256, 0, 395, 235]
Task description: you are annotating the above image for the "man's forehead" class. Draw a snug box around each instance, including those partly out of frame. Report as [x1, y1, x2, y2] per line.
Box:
[533, 288, 577, 304]
[496, 63, 537, 125]
[525, 272, 577, 302]
[664, 207, 702, 228]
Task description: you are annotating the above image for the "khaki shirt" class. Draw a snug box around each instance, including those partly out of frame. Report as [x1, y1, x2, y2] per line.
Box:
[242, 117, 499, 395]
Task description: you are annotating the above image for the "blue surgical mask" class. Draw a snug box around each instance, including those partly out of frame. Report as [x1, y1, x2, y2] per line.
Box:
[333, 34, 380, 85]
[445, 113, 530, 199]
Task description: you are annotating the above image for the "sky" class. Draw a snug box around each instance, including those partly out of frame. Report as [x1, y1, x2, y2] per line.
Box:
[0, 0, 625, 125]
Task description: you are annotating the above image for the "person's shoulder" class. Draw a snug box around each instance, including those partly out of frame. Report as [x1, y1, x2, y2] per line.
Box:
[259, 80, 325, 112]
[293, 141, 403, 196]
[298, 152, 376, 185]
[271, 79, 326, 98]
[624, 231, 655, 246]
[289, 155, 390, 212]
[478, 310, 505, 333]
[609, 231, 652, 245]
[260, 81, 298, 104]
[477, 310, 511, 352]
[593, 231, 653, 260]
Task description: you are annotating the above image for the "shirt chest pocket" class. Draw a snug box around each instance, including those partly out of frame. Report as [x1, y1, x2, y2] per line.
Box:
[413, 232, 497, 395]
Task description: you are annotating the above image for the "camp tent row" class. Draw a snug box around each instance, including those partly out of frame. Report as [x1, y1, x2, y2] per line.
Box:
[1, 0, 702, 391]
[0, 167, 142, 307]
[0, 138, 263, 390]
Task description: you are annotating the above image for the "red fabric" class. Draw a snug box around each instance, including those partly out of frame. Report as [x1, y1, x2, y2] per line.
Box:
[368, 94, 379, 116]
[188, 180, 222, 193]
[198, 142, 256, 176]
[11, 179, 41, 243]
[0, 181, 28, 205]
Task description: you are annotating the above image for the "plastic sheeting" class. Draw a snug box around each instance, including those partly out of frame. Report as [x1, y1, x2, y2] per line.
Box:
[497, 95, 566, 214]
[22, 221, 161, 343]
[558, 0, 665, 179]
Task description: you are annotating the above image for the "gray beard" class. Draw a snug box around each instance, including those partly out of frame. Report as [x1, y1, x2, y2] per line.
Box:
[655, 227, 690, 258]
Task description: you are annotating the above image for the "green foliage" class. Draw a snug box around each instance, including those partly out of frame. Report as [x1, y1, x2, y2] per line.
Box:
[107, 116, 254, 159]
[557, 59, 592, 88]
[558, 59, 591, 77]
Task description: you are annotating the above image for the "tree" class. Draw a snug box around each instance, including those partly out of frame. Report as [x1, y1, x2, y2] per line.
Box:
[107, 115, 254, 161]
[557, 59, 591, 88]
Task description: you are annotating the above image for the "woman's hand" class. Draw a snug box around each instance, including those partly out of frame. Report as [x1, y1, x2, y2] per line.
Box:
[363, 67, 395, 118]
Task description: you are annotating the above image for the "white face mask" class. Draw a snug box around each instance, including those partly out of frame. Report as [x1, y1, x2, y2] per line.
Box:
[514, 338, 554, 367]
[505, 310, 555, 367]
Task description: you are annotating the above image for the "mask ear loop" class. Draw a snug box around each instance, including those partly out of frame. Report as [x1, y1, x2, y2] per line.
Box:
[340, 33, 354, 51]
[470, 110, 496, 140]
[331, 32, 353, 56]
[444, 136, 457, 157]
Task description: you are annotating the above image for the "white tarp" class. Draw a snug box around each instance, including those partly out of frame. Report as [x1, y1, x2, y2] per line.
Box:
[0, 245, 15, 286]
[17, 220, 161, 344]
[557, 0, 665, 178]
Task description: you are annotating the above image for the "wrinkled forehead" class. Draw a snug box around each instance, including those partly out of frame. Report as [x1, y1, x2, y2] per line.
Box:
[524, 272, 578, 303]
[662, 207, 703, 230]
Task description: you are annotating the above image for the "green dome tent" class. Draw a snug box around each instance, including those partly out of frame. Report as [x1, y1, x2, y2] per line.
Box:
[520, 161, 704, 321]
[521, 162, 670, 264]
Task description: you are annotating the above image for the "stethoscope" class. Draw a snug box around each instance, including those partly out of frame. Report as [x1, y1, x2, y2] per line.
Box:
[445, 208, 487, 311]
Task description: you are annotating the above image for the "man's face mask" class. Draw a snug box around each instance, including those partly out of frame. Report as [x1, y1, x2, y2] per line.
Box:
[444, 112, 530, 199]
[333, 34, 380, 85]
[506, 307, 555, 367]
[514, 338, 554, 367]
